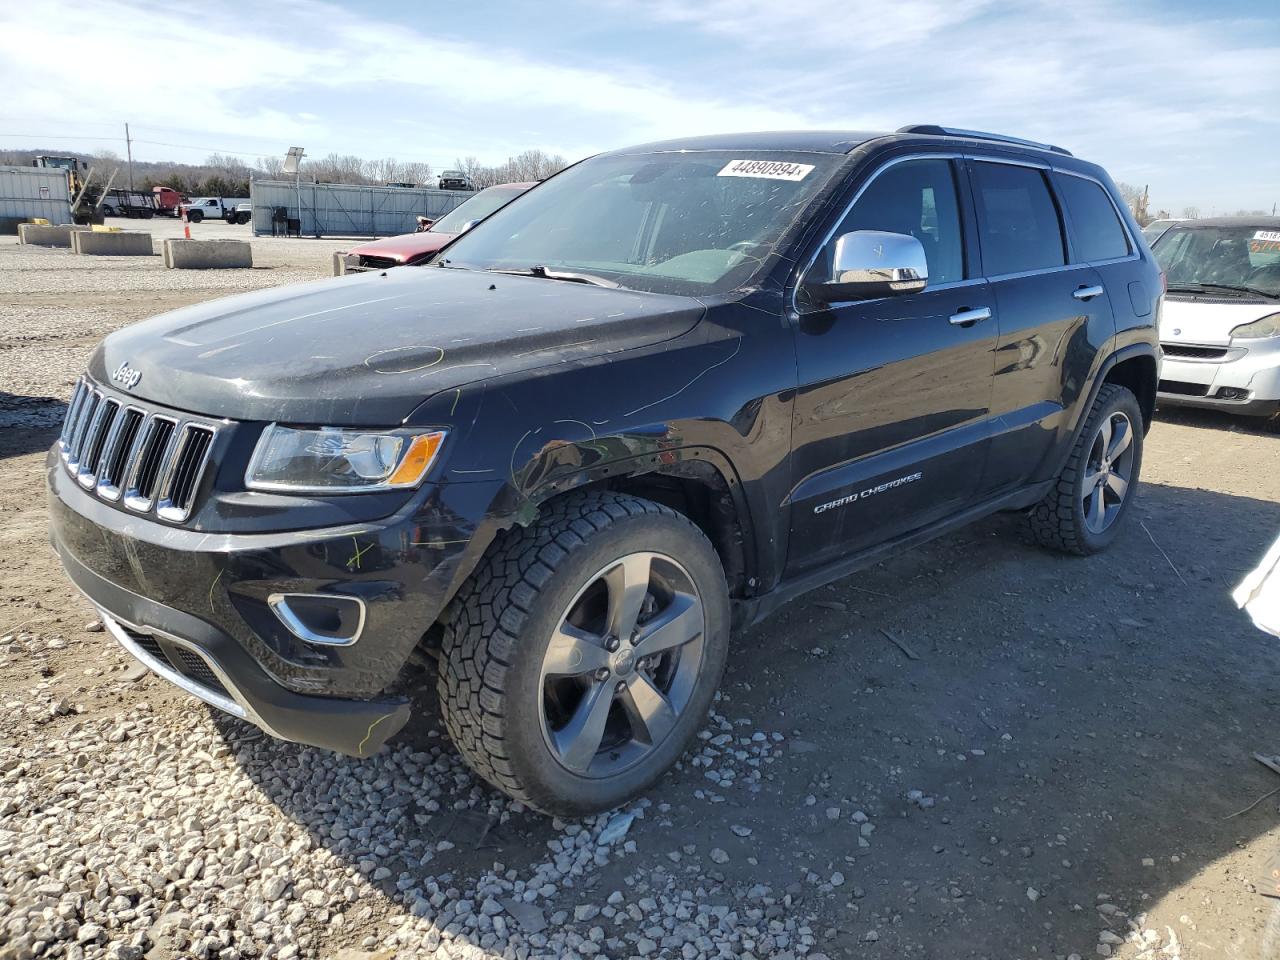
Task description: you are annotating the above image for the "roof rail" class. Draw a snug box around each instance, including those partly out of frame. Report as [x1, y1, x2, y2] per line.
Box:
[897, 125, 1073, 157]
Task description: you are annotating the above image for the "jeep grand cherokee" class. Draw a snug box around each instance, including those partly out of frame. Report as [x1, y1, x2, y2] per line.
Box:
[48, 126, 1161, 815]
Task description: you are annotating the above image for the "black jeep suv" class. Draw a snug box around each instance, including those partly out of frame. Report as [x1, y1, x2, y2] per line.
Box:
[49, 127, 1161, 815]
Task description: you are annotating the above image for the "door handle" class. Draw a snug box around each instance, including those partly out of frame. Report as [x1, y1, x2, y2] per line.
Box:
[1073, 284, 1104, 301]
[949, 306, 992, 326]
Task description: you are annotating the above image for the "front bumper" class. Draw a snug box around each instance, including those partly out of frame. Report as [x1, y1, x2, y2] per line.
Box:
[1158, 339, 1280, 416]
[49, 445, 503, 756]
[65, 548, 409, 757]
[332, 251, 403, 276]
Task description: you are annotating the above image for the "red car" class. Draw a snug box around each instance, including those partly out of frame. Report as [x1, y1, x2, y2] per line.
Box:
[334, 182, 535, 275]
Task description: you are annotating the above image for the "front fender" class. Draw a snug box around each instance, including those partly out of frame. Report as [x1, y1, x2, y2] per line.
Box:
[405, 310, 795, 607]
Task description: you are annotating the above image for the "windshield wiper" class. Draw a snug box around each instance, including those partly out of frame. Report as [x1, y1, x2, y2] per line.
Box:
[488, 265, 619, 288]
[1167, 281, 1278, 300]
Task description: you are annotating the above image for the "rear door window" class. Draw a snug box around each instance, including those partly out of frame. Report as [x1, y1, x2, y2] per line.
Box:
[1056, 174, 1131, 262]
[970, 162, 1065, 276]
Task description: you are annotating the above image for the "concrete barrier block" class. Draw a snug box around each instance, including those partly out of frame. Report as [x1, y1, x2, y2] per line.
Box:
[18, 223, 78, 247]
[163, 238, 253, 269]
[332, 251, 346, 276]
[72, 230, 154, 256]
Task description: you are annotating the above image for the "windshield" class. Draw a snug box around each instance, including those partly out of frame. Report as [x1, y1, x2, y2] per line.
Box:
[1155, 225, 1280, 298]
[439, 150, 845, 296]
[431, 185, 526, 234]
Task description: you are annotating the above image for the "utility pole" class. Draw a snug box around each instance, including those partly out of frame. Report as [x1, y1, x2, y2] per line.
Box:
[124, 122, 134, 191]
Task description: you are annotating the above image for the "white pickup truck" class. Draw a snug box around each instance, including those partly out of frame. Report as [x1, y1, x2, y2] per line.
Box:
[180, 197, 251, 224]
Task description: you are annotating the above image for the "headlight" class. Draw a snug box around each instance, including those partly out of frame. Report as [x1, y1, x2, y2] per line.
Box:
[246, 425, 446, 493]
[1230, 313, 1280, 339]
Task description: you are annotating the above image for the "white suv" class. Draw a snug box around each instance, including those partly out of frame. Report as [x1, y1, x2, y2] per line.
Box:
[1153, 217, 1280, 417]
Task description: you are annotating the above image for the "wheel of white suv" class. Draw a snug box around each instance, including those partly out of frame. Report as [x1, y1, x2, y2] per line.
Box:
[1029, 383, 1144, 555]
[438, 491, 730, 816]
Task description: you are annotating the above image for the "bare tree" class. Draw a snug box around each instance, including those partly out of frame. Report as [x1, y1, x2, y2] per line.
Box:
[456, 150, 569, 189]
[452, 156, 486, 186]
[206, 153, 250, 176]
[3, 139, 555, 195]
[256, 156, 284, 178]
[515, 151, 564, 182]
[305, 153, 367, 184]
[1115, 182, 1151, 225]
[1180, 206, 1200, 220]
[400, 161, 433, 186]
[364, 157, 405, 184]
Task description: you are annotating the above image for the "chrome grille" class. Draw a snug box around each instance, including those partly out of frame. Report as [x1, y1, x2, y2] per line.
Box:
[59, 378, 218, 523]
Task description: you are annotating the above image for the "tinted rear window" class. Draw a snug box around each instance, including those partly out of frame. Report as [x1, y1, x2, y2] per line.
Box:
[1057, 174, 1130, 262]
[971, 162, 1065, 275]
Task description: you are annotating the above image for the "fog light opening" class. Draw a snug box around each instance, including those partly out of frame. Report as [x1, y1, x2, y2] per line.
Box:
[268, 593, 367, 646]
[1215, 387, 1250, 402]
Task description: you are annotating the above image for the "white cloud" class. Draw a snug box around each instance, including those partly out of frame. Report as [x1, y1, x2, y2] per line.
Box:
[629, 0, 1279, 210]
[625, 0, 994, 51]
[0, 0, 805, 165]
[1, 0, 1276, 211]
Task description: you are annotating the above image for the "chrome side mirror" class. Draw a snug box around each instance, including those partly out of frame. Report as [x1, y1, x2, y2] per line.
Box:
[814, 230, 928, 303]
[460, 218, 483, 233]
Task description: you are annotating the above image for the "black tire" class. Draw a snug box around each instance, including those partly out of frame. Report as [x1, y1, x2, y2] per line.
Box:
[438, 491, 730, 816]
[238, 212, 252, 225]
[101, 205, 114, 217]
[187, 210, 203, 223]
[1029, 383, 1144, 555]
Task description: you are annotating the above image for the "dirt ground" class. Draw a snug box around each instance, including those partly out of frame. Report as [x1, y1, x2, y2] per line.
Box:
[3, 223, 1280, 959]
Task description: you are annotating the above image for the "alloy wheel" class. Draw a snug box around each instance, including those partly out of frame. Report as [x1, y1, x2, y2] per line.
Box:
[538, 551, 706, 779]
[1081, 410, 1135, 534]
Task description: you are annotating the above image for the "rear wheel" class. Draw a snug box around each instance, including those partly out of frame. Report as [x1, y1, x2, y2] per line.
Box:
[438, 491, 730, 815]
[1029, 383, 1143, 555]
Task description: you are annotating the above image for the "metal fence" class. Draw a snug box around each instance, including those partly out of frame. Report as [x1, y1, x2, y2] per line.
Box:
[0, 166, 73, 225]
[249, 180, 472, 238]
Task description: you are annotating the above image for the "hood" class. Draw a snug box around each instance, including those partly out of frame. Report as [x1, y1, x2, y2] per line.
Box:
[346, 231, 456, 264]
[89, 266, 705, 425]
[1160, 298, 1280, 346]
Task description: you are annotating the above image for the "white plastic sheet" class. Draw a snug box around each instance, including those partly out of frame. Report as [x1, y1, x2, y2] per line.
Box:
[1234, 533, 1280, 637]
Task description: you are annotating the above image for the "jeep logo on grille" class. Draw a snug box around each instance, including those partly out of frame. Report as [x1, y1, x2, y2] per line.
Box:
[111, 361, 142, 390]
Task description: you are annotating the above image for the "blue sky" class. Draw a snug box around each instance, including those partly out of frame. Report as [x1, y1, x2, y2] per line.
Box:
[2, 0, 1277, 213]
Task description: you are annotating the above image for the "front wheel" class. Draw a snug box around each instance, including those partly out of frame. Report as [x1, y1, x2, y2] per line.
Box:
[438, 491, 730, 816]
[187, 210, 203, 223]
[1029, 383, 1144, 555]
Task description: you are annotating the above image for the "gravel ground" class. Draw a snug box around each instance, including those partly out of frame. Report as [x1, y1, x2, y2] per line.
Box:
[3, 227, 1280, 960]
